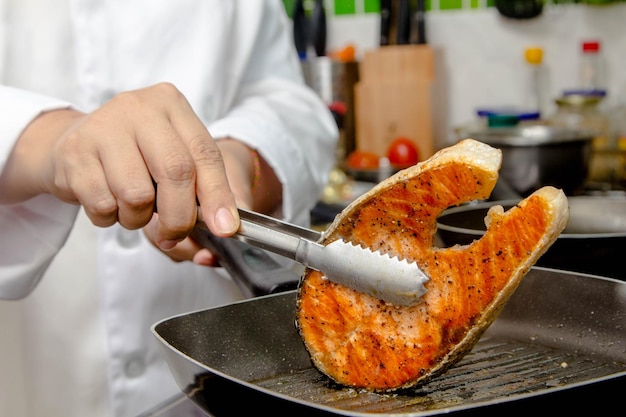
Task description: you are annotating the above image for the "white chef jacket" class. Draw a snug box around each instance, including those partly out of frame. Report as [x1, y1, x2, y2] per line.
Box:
[0, 1, 337, 416]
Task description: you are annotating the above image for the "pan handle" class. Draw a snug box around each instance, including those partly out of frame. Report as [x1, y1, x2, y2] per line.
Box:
[190, 228, 301, 298]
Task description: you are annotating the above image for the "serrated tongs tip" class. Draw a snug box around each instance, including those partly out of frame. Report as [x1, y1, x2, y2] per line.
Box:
[213, 208, 429, 307]
[314, 239, 428, 307]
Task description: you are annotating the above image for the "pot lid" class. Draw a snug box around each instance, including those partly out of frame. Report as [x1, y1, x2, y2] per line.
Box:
[556, 92, 605, 107]
[476, 107, 540, 121]
[465, 125, 595, 146]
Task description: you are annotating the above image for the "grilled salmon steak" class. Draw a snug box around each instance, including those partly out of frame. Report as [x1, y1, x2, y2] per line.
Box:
[296, 138, 569, 391]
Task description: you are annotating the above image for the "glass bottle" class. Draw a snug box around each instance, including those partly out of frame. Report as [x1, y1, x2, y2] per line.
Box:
[551, 92, 609, 151]
[524, 46, 546, 117]
[579, 40, 605, 93]
[550, 92, 616, 184]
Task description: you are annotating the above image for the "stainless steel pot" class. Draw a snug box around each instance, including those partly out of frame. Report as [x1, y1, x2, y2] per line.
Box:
[436, 196, 626, 280]
[463, 125, 594, 197]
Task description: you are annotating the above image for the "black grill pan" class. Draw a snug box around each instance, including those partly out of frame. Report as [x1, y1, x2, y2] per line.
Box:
[152, 268, 626, 415]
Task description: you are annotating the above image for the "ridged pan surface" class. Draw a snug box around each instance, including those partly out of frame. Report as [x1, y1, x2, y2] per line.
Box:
[152, 268, 626, 416]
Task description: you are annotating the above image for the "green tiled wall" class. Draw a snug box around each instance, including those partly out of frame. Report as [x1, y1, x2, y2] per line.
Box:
[335, 0, 357, 14]
[363, 0, 381, 13]
[439, 0, 463, 10]
[282, 0, 624, 18]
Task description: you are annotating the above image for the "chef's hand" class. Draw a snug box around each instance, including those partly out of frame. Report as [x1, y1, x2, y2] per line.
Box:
[143, 138, 269, 266]
[0, 83, 240, 249]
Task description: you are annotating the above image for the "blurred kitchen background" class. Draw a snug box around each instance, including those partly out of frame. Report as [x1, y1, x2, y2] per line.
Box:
[284, 0, 626, 209]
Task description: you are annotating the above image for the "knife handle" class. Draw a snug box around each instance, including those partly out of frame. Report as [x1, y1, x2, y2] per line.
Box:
[310, 0, 327, 57]
[292, 0, 308, 60]
[396, 0, 411, 45]
[416, 0, 427, 45]
[380, 0, 392, 46]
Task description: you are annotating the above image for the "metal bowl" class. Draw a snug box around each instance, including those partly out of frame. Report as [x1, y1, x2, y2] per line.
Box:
[436, 196, 626, 280]
[464, 125, 594, 197]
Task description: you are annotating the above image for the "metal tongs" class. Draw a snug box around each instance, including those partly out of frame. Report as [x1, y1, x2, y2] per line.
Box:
[194, 208, 428, 307]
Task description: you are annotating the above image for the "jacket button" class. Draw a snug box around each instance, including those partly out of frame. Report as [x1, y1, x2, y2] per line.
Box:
[116, 227, 141, 248]
[124, 353, 146, 378]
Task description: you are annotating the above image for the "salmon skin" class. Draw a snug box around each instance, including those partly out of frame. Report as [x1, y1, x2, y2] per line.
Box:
[295, 139, 569, 392]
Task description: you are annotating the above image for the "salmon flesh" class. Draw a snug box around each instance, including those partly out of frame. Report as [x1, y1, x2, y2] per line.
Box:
[295, 138, 569, 391]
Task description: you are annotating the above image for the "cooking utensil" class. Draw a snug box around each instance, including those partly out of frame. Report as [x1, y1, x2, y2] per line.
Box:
[189, 228, 301, 298]
[396, 0, 411, 45]
[379, 0, 392, 46]
[462, 125, 594, 196]
[153, 267, 626, 415]
[193, 208, 429, 307]
[437, 196, 626, 280]
[415, 0, 426, 45]
[379, 0, 424, 46]
[292, 0, 308, 60]
[310, 0, 326, 57]
[292, 0, 326, 59]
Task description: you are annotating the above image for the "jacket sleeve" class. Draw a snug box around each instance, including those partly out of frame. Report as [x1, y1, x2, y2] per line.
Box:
[207, 0, 338, 225]
[0, 86, 80, 299]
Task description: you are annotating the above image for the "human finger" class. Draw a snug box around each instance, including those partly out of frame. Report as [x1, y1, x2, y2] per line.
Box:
[108, 86, 199, 244]
[153, 84, 239, 237]
[143, 214, 218, 265]
[96, 132, 156, 230]
[47, 118, 121, 227]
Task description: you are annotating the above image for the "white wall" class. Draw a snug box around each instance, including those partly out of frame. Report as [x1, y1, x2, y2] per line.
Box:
[326, 4, 626, 147]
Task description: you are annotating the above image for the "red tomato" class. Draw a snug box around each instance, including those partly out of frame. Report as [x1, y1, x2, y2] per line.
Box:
[386, 137, 419, 167]
[346, 150, 380, 170]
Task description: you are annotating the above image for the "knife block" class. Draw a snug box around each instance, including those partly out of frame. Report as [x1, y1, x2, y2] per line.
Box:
[354, 45, 436, 159]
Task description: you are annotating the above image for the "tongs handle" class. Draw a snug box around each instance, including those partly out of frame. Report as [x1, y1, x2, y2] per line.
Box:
[189, 227, 300, 298]
[234, 208, 322, 259]
[191, 208, 313, 298]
